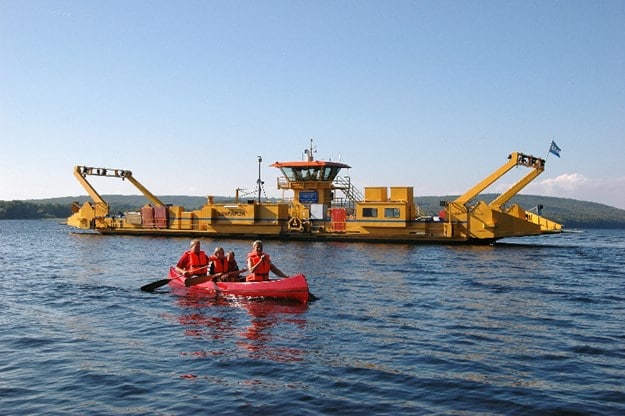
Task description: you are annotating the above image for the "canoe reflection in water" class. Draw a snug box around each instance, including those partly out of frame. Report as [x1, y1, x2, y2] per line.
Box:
[174, 294, 309, 363]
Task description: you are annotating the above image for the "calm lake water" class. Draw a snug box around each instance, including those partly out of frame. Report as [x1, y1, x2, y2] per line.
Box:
[1, 220, 624, 415]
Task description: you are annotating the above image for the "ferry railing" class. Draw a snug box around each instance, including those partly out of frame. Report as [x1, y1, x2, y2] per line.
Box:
[333, 176, 364, 202]
[276, 177, 289, 189]
[331, 197, 356, 216]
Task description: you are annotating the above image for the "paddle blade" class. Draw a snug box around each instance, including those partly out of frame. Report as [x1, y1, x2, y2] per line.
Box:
[140, 278, 171, 292]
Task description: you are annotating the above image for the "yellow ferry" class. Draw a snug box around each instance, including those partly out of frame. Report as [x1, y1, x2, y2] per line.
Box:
[67, 141, 562, 244]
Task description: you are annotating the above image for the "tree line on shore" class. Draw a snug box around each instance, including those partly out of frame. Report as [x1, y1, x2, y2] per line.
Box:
[2, 195, 625, 228]
[0, 200, 70, 219]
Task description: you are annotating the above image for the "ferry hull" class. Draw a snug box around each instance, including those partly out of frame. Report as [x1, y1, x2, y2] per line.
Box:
[97, 227, 493, 244]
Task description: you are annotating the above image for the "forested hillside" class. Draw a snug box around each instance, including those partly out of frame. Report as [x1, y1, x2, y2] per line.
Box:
[2, 194, 625, 228]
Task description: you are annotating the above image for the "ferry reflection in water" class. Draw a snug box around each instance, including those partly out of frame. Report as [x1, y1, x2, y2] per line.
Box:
[173, 293, 309, 363]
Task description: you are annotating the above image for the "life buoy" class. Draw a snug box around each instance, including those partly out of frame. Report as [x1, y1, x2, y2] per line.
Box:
[288, 216, 303, 231]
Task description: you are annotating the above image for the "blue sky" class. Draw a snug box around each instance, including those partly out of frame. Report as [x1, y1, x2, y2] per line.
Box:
[2, 1, 624, 209]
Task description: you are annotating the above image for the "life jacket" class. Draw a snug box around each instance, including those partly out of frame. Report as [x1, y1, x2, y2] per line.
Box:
[187, 250, 209, 274]
[247, 252, 271, 281]
[209, 255, 229, 274]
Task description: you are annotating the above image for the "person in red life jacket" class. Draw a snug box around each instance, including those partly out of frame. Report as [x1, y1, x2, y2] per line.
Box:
[209, 246, 228, 275]
[175, 239, 209, 277]
[226, 251, 239, 272]
[224, 250, 245, 282]
[206, 246, 239, 282]
[246, 240, 287, 282]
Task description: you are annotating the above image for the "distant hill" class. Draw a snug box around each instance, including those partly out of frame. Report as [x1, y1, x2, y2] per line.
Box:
[4, 194, 625, 228]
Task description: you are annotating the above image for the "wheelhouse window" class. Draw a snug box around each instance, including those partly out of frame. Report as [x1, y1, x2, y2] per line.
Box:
[302, 168, 321, 181]
[279, 165, 345, 182]
[362, 208, 378, 218]
[281, 167, 297, 181]
[323, 167, 341, 181]
[384, 208, 400, 218]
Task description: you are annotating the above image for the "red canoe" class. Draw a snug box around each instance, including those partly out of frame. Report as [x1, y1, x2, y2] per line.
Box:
[168, 267, 310, 303]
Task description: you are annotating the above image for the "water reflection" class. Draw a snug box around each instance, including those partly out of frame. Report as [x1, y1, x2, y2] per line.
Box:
[174, 294, 308, 363]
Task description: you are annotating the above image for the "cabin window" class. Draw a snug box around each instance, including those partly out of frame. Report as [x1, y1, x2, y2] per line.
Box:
[323, 167, 340, 181]
[362, 208, 378, 218]
[302, 168, 321, 181]
[281, 167, 297, 181]
[384, 208, 400, 218]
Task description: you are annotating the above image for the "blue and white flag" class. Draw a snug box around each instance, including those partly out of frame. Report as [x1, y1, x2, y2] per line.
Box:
[549, 140, 561, 158]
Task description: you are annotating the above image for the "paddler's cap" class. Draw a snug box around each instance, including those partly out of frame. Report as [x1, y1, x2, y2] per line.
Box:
[190, 239, 200, 247]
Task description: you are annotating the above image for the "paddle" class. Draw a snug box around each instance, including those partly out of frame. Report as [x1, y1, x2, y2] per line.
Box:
[185, 268, 248, 287]
[140, 278, 173, 292]
[140, 265, 208, 292]
[184, 273, 223, 287]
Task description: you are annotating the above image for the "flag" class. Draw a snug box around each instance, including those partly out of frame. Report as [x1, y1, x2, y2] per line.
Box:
[549, 140, 561, 158]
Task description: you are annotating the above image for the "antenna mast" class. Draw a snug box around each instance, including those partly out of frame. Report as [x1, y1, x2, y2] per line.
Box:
[257, 155, 263, 203]
[304, 138, 316, 162]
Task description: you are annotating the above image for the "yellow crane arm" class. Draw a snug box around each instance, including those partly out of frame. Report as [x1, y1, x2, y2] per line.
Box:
[454, 152, 545, 206]
[73, 166, 165, 207]
[488, 168, 544, 209]
[123, 173, 165, 207]
[73, 166, 106, 205]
